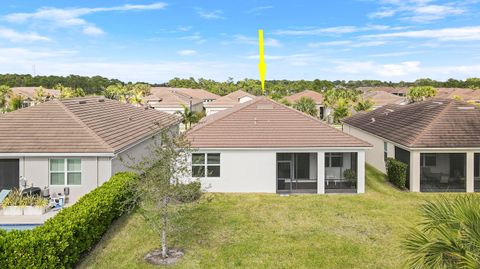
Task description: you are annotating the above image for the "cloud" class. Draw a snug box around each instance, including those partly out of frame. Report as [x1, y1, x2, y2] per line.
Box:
[333, 60, 421, 77]
[197, 9, 224, 20]
[308, 41, 353, 47]
[368, 51, 424, 57]
[274, 25, 409, 36]
[0, 27, 50, 42]
[364, 26, 480, 41]
[246, 6, 273, 14]
[308, 40, 387, 48]
[4, 2, 167, 36]
[223, 34, 282, 47]
[369, 1, 467, 23]
[177, 50, 197, 56]
[178, 32, 205, 44]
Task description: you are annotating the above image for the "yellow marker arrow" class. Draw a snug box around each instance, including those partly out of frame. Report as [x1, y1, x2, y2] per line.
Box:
[258, 29, 266, 94]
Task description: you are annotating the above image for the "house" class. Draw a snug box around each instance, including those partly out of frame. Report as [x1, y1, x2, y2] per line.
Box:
[150, 87, 220, 105]
[144, 90, 203, 114]
[357, 87, 408, 97]
[360, 90, 406, 109]
[186, 97, 371, 194]
[204, 90, 255, 115]
[342, 98, 480, 193]
[11, 87, 60, 108]
[0, 97, 179, 202]
[283, 90, 325, 119]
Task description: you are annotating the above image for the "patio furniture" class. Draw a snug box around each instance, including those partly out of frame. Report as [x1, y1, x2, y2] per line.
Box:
[422, 167, 448, 181]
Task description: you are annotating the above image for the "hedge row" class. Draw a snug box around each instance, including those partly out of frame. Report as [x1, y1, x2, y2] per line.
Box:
[386, 157, 408, 189]
[0, 172, 137, 269]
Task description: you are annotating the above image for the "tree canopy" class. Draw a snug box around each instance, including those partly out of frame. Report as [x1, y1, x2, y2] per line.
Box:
[292, 97, 318, 117]
[407, 86, 437, 102]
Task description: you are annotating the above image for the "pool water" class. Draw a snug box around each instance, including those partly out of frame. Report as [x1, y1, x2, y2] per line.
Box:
[0, 224, 40, 231]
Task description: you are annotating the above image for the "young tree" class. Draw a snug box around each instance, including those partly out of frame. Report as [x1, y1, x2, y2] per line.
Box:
[293, 96, 318, 117]
[33, 87, 46, 104]
[8, 94, 23, 111]
[175, 105, 199, 129]
[56, 84, 86, 99]
[403, 195, 480, 269]
[354, 98, 374, 112]
[407, 86, 437, 102]
[125, 131, 201, 264]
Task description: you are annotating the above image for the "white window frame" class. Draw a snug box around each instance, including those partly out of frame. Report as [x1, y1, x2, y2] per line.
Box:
[384, 142, 388, 162]
[191, 153, 221, 178]
[420, 153, 436, 167]
[325, 153, 343, 168]
[49, 158, 82, 186]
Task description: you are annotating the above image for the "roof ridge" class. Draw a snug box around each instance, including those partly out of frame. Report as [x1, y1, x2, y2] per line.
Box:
[56, 99, 114, 152]
[187, 97, 263, 134]
[408, 100, 453, 147]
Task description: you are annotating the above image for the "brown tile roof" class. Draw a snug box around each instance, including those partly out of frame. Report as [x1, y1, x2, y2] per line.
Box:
[284, 90, 324, 104]
[361, 91, 405, 107]
[0, 97, 180, 154]
[145, 90, 203, 108]
[204, 90, 256, 108]
[186, 97, 371, 148]
[151, 87, 220, 101]
[343, 98, 480, 148]
[12, 87, 59, 100]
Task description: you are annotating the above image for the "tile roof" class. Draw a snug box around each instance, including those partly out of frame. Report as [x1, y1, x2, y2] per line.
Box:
[361, 91, 405, 107]
[144, 90, 203, 108]
[204, 90, 256, 108]
[0, 97, 180, 154]
[151, 87, 220, 101]
[284, 90, 324, 104]
[343, 98, 480, 148]
[11, 87, 60, 100]
[187, 97, 371, 148]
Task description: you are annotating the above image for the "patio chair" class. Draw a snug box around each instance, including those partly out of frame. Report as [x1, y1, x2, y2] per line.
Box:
[0, 189, 11, 205]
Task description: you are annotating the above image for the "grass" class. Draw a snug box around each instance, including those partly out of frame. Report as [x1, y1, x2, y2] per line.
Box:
[77, 165, 461, 268]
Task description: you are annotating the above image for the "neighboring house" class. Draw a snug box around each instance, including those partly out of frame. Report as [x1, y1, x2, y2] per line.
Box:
[436, 88, 480, 103]
[144, 90, 203, 114]
[204, 90, 255, 115]
[283, 90, 325, 119]
[0, 97, 179, 202]
[11, 87, 60, 108]
[357, 87, 408, 97]
[150, 87, 220, 105]
[360, 90, 407, 109]
[186, 97, 371, 194]
[343, 98, 480, 193]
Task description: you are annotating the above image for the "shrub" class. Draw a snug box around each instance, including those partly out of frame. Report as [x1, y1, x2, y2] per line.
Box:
[385, 158, 407, 189]
[0, 172, 137, 269]
[175, 181, 202, 203]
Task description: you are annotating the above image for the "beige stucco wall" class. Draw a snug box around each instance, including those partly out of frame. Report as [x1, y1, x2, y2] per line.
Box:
[343, 124, 393, 173]
[19, 156, 112, 202]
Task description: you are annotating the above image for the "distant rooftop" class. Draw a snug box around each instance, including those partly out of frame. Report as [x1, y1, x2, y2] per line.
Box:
[284, 90, 324, 104]
[361, 90, 405, 107]
[11, 87, 60, 99]
[343, 98, 480, 148]
[204, 90, 256, 108]
[151, 87, 220, 101]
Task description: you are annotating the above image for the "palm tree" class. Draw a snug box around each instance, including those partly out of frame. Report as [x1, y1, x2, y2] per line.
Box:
[0, 85, 12, 113]
[332, 98, 350, 124]
[354, 98, 374, 112]
[8, 94, 23, 111]
[33, 87, 46, 104]
[175, 105, 198, 129]
[403, 195, 480, 269]
[293, 97, 318, 117]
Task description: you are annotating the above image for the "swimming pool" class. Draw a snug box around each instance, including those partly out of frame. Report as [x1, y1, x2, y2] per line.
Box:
[0, 224, 40, 231]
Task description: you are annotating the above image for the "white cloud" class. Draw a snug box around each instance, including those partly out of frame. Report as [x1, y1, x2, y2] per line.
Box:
[274, 25, 409, 36]
[223, 34, 282, 47]
[177, 50, 197, 56]
[246, 6, 273, 14]
[308, 40, 387, 48]
[333, 60, 421, 77]
[178, 32, 205, 44]
[364, 26, 480, 41]
[4, 2, 167, 36]
[197, 9, 224, 20]
[0, 27, 50, 42]
[308, 41, 353, 47]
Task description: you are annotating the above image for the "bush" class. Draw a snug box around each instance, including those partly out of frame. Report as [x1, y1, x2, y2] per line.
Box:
[0, 172, 137, 268]
[175, 181, 202, 203]
[385, 158, 407, 189]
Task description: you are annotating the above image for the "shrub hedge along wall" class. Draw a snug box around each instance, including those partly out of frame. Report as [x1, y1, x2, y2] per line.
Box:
[385, 157, 408, 189]
[0, 172, 137, 269]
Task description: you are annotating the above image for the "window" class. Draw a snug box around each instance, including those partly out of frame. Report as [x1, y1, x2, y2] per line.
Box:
[384, 142, 388, 162]
[50, 158, 81, 185]
[420, 154, 436, 167]
[192, 153, 220, 177]
[325, 153, 343, 168]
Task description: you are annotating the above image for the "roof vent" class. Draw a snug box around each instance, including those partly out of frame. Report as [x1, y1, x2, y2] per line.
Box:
[432, 101, 443, 105]
[386, 109, 394, 113]
[370, 117, 375, 123]
[458, 106, 475, 110]
[98, 99, 105, 102]
[79, 100, 87, 104]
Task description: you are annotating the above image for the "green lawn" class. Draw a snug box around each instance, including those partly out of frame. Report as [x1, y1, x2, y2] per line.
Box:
[78, 165, 455, 269]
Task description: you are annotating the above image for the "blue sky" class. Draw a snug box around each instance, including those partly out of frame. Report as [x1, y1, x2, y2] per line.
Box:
[0, 0, 479, 83]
